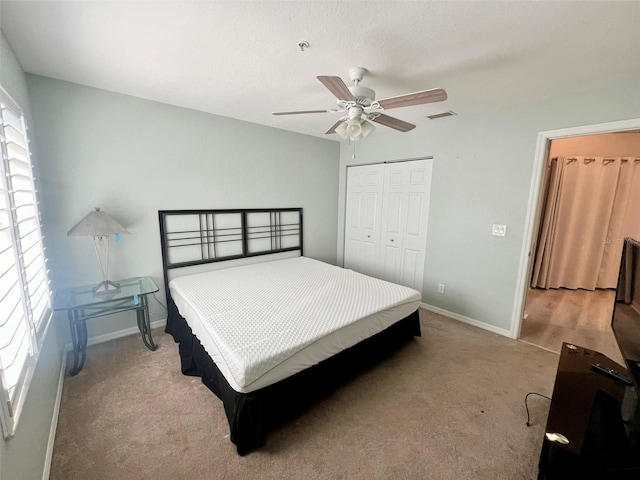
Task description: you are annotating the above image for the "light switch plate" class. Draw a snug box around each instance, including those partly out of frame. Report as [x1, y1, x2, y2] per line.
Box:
[492, 224, 507, 237]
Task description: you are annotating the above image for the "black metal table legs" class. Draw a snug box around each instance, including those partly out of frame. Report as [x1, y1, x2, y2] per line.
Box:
[68, 309, 88, 376]
[67, 294, 156, 375]
[136, 295, 157, 351]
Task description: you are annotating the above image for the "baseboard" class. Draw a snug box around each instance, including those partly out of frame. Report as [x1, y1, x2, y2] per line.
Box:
[419, 303, 512, 338]
[42, 346, 67, 480]
[63, 318, 167, 352]
[518, 338, 560, 355]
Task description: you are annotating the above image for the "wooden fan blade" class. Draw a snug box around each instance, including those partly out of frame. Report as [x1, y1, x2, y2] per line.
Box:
[272, 109, 336, 115]
[317, 76, 355, 101]
[325, 120, 344, 134]
[378, 88, 447, 109]
[370, 114, 416, 132]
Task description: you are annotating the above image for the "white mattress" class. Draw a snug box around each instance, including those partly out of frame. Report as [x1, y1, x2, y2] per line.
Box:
[169, 256, 421, 393]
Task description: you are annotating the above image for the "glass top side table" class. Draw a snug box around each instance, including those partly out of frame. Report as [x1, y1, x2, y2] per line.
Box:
[54, 276, 159, 375]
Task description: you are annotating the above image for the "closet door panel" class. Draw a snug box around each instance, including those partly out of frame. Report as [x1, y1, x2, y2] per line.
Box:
[344, 238, 362, 272]
[402, 161, 432, 292]
[344, 189, 363, 272]
[364, 192, 379, 229]
[384, 192, 402, 234]
[344, 164, 384, 277]
[345, 159, 431, 291]
[406, 193, 423, 236]
[362, 241, 377, 275]
[380, 193, 404, 283]
[402, 248, 420, 288]
[347, 192, 362, 228]
[380, 164, 408, 284]
[382, 244, 401, 283]
[379, 160, 432, 292]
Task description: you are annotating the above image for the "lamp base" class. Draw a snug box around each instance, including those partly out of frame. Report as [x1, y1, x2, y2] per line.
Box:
[93, 280, 121, 295]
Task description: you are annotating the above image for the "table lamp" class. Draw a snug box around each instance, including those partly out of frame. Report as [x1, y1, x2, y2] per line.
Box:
[67, 207, 130, 294]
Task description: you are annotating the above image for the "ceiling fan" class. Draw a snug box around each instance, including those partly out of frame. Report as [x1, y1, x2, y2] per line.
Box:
[272, 67, 447, 141]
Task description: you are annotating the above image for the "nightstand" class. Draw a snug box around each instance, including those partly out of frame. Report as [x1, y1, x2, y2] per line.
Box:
[54, 276, 159, 375]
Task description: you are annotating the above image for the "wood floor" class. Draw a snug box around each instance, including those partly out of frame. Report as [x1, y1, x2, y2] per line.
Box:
[520, 287, 624, 365]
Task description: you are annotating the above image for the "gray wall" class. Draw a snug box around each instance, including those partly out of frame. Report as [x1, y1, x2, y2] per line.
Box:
[1, 31, 64, 480]
[26, 75, 340, 338]
[337, 80, 640, 334]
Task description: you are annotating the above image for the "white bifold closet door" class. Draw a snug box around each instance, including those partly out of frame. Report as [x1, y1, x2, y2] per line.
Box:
[344, 159, 432, 292]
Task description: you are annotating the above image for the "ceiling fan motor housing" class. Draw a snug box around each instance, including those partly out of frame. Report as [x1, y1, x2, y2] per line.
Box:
[348, 67, 367, 83]
[347, 85, 375, 107]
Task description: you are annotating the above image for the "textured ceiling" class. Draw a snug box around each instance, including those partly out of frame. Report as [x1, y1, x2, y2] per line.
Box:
[2, 1, 640, 141]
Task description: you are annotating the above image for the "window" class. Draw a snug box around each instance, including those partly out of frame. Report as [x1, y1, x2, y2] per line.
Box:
[0, 86, 52, 439]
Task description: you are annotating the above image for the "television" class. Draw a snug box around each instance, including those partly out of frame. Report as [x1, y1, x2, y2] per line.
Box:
[611, 237, 640, 452]
[612, 237, 640, 390]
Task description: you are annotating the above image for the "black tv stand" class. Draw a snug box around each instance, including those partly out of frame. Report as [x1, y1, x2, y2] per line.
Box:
[538, 343, 640, 479]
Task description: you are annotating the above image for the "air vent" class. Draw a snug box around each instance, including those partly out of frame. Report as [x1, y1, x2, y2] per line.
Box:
[427, 111, 457, 120]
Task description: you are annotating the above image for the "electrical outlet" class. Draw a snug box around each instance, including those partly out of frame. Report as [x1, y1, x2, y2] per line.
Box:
[437, 284, 445, 294]
[492, 224, 507, 237]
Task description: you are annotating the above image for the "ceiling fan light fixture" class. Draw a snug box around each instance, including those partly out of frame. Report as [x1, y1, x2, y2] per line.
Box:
[334, 121, 349, 140]
[360, 120, 376, 138]
[346, 117, 363, 137]
[334, 116, 375, 141]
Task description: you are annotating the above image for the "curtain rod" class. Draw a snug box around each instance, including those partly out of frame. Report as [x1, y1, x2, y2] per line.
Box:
[563, 157, 640, 164]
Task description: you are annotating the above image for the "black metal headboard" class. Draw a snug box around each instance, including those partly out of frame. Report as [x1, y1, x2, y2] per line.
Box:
[158, 208, 303, 307]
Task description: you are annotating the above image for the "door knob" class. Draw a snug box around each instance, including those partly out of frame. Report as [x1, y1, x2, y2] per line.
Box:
[391, 239, 394, 242]
[367, 235, 371, 238]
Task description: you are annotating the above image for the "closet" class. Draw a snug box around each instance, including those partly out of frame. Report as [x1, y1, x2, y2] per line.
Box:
[344, 158, 432, 292]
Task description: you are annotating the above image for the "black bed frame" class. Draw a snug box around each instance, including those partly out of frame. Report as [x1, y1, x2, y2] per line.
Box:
[159, 208, 304, 309]
[158, 208, 421, 454]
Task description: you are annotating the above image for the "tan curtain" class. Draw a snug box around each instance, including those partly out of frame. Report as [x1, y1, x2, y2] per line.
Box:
[531, 157, 640, 290]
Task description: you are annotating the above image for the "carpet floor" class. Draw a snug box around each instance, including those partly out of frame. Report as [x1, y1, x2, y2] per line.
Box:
[50, 309, 558, 479]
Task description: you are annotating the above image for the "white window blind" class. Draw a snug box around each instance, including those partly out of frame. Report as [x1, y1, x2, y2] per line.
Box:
[0, 86, 52, 439]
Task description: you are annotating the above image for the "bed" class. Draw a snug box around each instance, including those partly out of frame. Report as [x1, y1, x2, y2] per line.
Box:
[159, 208, 422, 454]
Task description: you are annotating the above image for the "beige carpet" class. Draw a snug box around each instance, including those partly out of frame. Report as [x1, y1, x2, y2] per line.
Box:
[51, 309, 558, 480]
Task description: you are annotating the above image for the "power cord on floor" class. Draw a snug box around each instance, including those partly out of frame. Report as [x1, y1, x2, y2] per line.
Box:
[525, 392, 551, 426]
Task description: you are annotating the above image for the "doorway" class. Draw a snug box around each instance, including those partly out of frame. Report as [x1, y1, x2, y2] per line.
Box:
[512, 119, 640, 363]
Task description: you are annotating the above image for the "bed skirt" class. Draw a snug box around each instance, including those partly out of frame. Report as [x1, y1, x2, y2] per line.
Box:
[165, 297, 421, 455]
